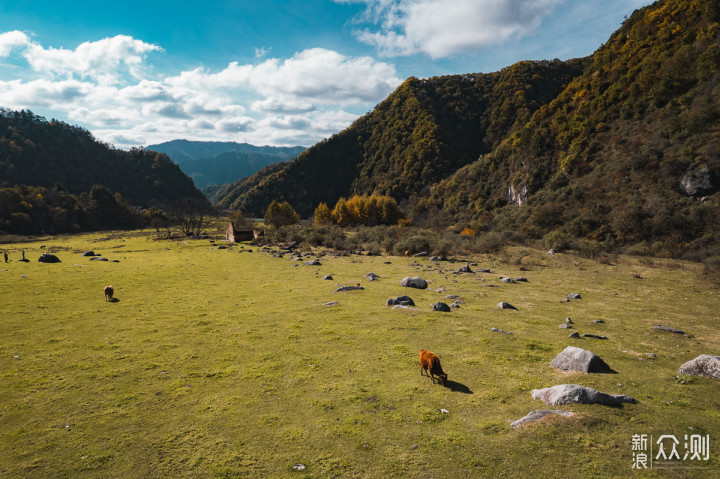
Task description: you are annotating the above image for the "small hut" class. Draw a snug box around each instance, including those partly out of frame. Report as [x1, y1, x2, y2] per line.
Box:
[226, 222, 254, 243]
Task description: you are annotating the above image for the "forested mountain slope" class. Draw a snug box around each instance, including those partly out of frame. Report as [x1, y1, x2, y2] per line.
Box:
[0, 109, 204, 206]
[218, 59, 585, 215]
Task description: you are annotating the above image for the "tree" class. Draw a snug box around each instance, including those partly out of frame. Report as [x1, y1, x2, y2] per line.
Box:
[170, 197, 215, 236]
[264, 200, 299, 228]
[313, 202, 332, 225]
[230, 210, 255, 230]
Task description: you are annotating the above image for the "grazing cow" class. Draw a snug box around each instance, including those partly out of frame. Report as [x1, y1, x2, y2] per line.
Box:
[104, 285, 114, 302]
[419, 349, 447, 386]
[404, 250, 409, 257]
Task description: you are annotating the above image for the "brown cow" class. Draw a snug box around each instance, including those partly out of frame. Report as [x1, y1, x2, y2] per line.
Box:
[419, 349, 447, 386]
[104, 285, 114, 301]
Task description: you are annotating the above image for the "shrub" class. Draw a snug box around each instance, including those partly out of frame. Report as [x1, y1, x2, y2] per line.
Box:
[542, 230, 574, 252]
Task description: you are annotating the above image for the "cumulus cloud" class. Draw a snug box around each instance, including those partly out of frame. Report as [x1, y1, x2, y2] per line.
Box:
[0, 31, 402, 148]
[341, 0, 562, 58]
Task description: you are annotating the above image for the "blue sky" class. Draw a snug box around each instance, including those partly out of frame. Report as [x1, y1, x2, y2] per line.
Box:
[0, 0, 654, 148]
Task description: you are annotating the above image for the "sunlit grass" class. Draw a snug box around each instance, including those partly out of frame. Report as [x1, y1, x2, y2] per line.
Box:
[1, 230, 718, 477]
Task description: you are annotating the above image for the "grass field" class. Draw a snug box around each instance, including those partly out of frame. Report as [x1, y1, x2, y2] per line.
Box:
[1, 229, 719, 478]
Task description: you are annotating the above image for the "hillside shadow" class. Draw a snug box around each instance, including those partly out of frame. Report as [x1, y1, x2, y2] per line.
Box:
[445, 380, 473, 394]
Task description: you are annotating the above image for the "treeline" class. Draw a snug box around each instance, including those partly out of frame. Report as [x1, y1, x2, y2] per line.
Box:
[0, 184, 170, 235]
[0, 109, 204, 206]
[313, 194, 403, 227]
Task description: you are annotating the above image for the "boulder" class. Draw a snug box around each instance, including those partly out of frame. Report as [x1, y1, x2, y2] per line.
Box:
[81, 251, 98, 257]
[433, 302, 451, 312]
[677, 355, 720, 379]
[304, 259, 321, 266]
[510, 409, 575, 428]
[497, 302, 517, 310]
[322, 274, 333, 280]
[531, 384, 637, 406]
[38, 253, 61, 263]
[566, 293, 582, 300]
[455, 264, 473, 273]
[386, 295, 415, 307]
[400, 277, 428, 289]
[550, 346, 614, 373]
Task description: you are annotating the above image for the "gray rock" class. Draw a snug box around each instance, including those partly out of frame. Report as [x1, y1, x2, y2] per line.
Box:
[392, 305, 418, 310]
[497, 302, 517, 310]
[566, 293, 582, 300]
[514, 277, 529, 282]
[485, 284, 500, 288]
[531, 384, 637, 406]
[477, 268, 491, 273]
[510, 409, 575, 428]
[81, 251, 97, 256]
[412, 252, 428, 257]
[304, 259, 321, 266]
[400, 277, 428, 289]
[491, 328, 513, 335]
[550, 346, 614, 373]
[547, 249, 555, 256]
[566, 317, 574, 324]
[582, 334, 608, 340]
[455, 264, 473, 273]
[429, 256, 446, 262]
[501, 277, 516, 284]
[386, 295, 415, 307]
[559, 323, 571, 329]
[593, 320, 605, 324]
[433, 302, 451, 312]
[678, 355, 720, 379]
[333, 285, 364, 292]
[680, 163, 712, 196]
[323, 302, 339, 306]
[322, 274, 333, 280]
[653, 325, 688, 336]
[568, 332, 581, 338]
[89, 257, 109, 261]
[366, 272, 381, 281]
[38, 253, 61, 263]
[445, 295, 460, 300]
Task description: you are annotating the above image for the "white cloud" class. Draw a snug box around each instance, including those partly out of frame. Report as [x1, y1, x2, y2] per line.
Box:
[0, 32, 401, 149]
[0, 30, 31, 57]
[343, 0, 563, 58]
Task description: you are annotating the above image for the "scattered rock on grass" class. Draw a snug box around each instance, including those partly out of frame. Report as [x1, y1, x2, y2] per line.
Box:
[677, 355, 720, 379]
[653, 325, 689, 337]
[334, 285, 364, 292]
[386, 295, 415, 307]
[400, 277, 428, 289]
[531, 384, 637, 406]
[550, 346, 614, 373]
[491, 328, 513, 335]
[304, 259, 321, 266]
[38, 253, 61, 263]
[566, 293, 582, 300]
[582, 334, 608, 340]
[497, 302, 517, 310]
[433, 302, 451, 312]
[510, 409, 575, 428]
[89, 257, 108, 261]
[366, 272, 381, 281]
[322, 274, 333, 280]
[324, 302, 339, 306]
[82, 251, 98, 256]
[292, 463, 306, 471]
[559, 324, 572, 329]
[568, 332, 581, 338]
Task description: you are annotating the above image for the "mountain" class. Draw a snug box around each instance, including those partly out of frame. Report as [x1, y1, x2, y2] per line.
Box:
[145, 140, 305, 188]
[215, 0, 720, 260]
[218, 59, 585, 216]
[428, 0, 720, 257]
[0, 109, 204, 206]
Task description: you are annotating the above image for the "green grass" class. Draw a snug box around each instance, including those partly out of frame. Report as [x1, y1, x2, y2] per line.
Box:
[1, 230, 719, 478]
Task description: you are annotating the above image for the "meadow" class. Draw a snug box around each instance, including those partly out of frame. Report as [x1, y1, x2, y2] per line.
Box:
[1, 229, 719, 478]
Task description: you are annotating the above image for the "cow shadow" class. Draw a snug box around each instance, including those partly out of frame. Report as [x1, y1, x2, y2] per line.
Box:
[445, 380, 473, 394]
[109, 298, 120, 303]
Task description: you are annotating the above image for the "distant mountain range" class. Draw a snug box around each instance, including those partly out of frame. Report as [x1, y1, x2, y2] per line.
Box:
[145, 139, 305, 189]
[214, 0, 720, 260]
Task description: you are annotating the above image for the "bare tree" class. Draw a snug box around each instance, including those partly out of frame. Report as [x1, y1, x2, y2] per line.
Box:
[169, 197, 215, 237]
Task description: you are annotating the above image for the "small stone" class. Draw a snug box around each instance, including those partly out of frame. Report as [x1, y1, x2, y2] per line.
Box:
[559, 323, 571, 329]
[497, 302, 517, 310]
[566, 317, 574, 324]
[292, 463, 306, 471]
[440, 409, 449, 414]
[510, 409, 574, 428]
[322, 274, 333, 280]
[566, 293, 582, 300]
[653, 325, 688, 336]
[410, 444, 418, 449]
[491, 328, 513, 335]
[582, 334, 608, 340]
[323, 302, 339, 306]
[568, 332, 580, 338]
[333, 285, 364, 292]
[593, 320, 605, 324]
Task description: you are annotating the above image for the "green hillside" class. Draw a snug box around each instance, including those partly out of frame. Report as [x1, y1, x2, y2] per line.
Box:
[218, 59, 584, 216]
[430, 0, 720, 260]
[0, 109, 204, 206]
